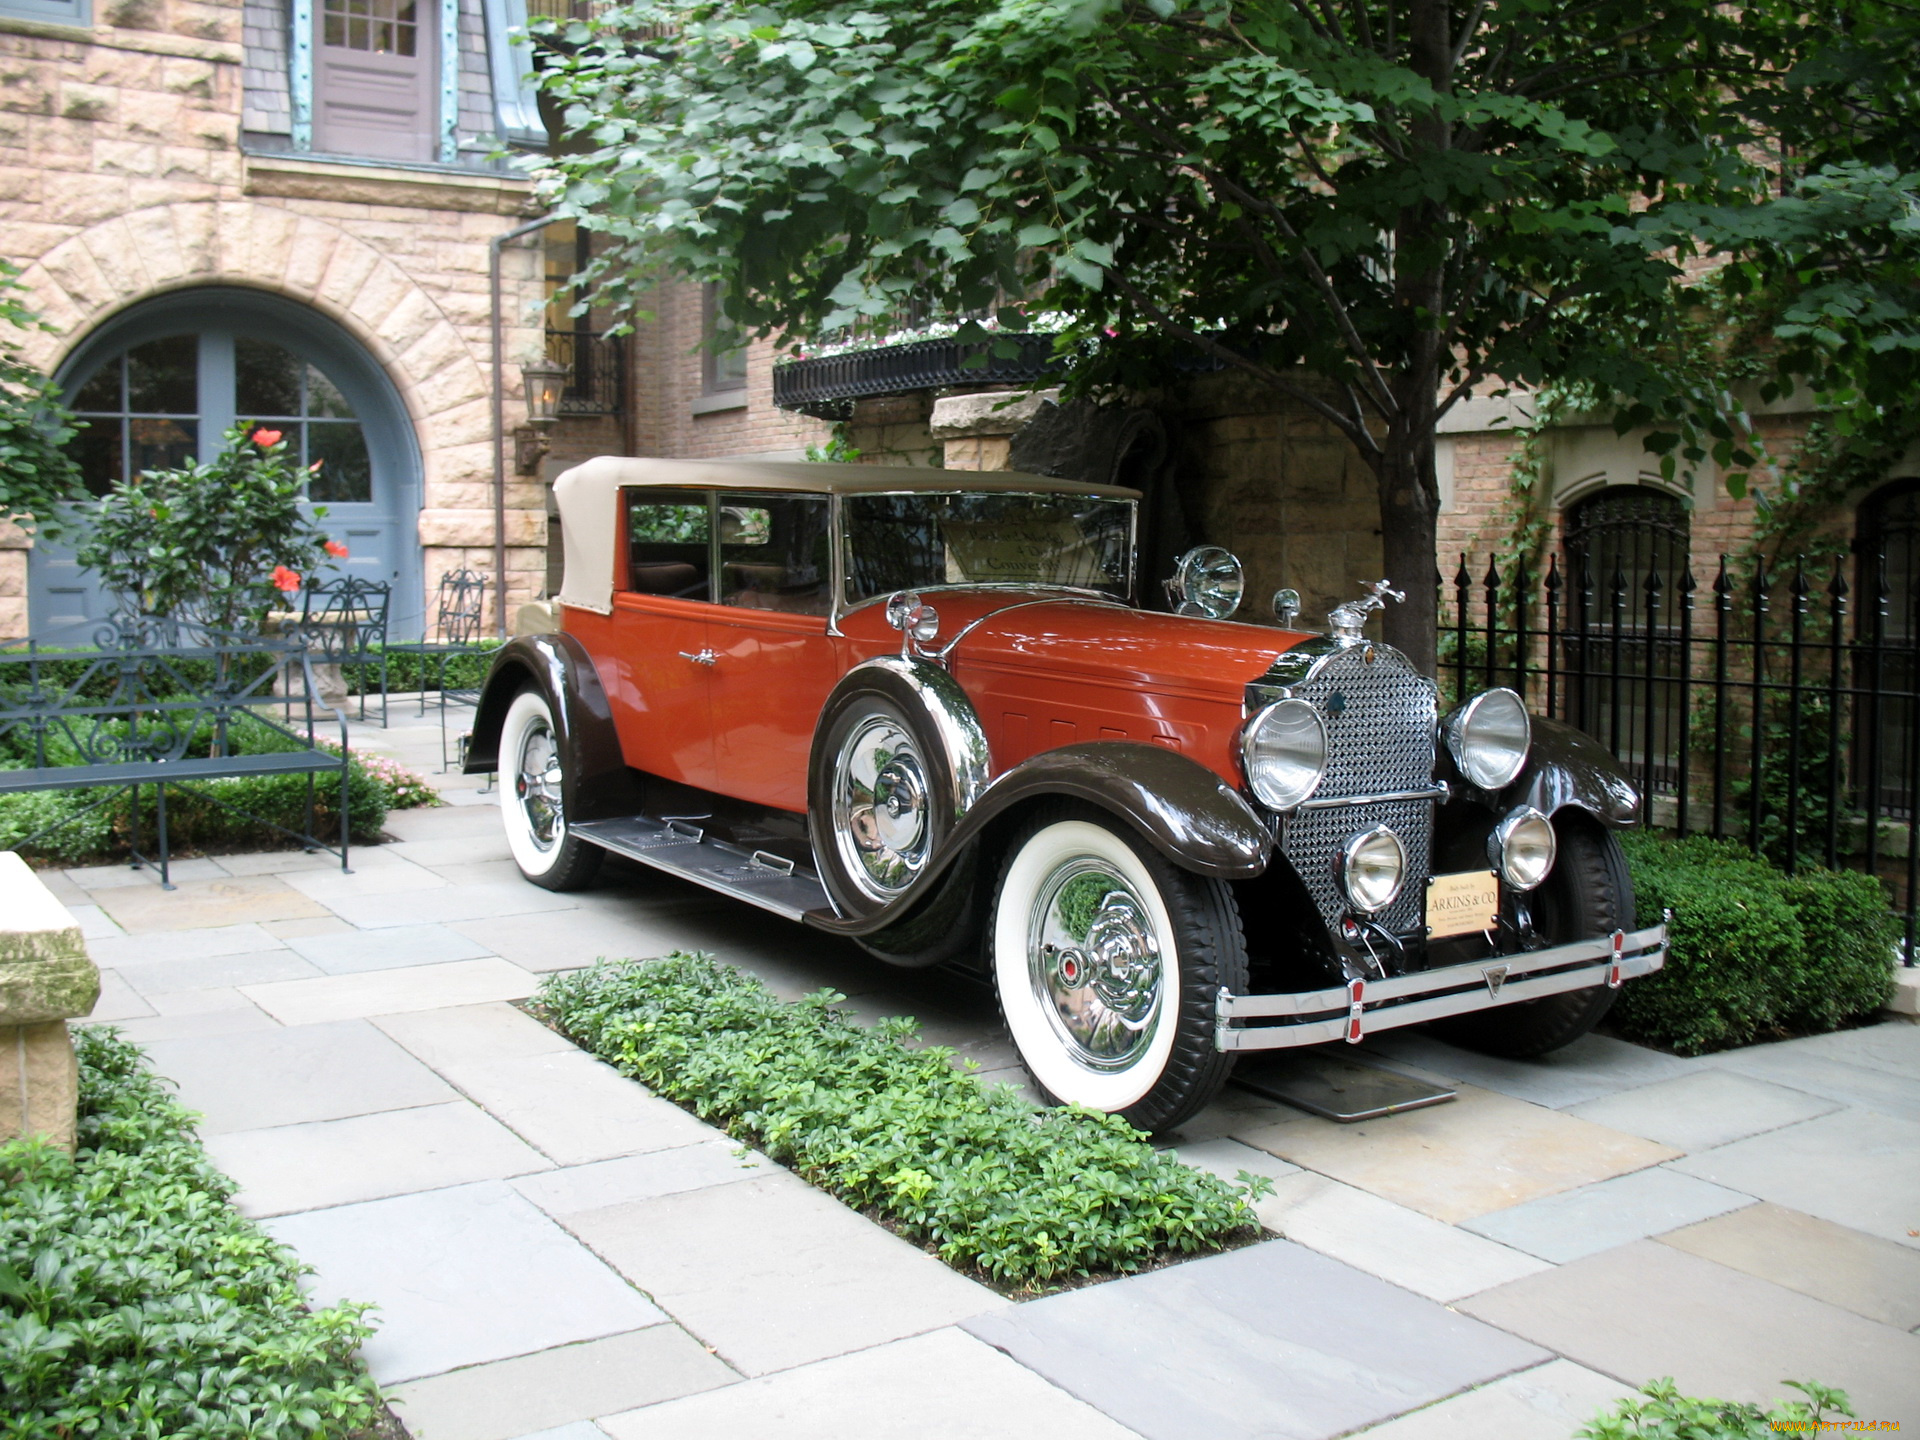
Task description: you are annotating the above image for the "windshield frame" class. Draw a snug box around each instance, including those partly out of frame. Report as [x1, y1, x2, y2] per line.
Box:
[832, 489, 1139, 624]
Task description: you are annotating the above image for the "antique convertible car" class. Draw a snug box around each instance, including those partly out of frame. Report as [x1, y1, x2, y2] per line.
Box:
[465, 457, 1667, 1132]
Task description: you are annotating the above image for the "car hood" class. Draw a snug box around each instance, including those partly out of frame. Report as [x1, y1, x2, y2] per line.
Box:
[845, 593, 1314, 700]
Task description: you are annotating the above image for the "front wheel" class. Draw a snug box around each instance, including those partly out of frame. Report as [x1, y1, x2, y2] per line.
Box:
[499, 688, 603, 892]
[1428, 813, 1632, 1057]
[991, 805, 1247, 1135]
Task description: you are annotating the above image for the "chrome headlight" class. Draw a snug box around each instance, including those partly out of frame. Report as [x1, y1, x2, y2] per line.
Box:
[1445, 688, 1531, 790]
[1337, 825, 1406, 915]
[1490, 807, 1556, 891]
[1241, 699, 1328, 811]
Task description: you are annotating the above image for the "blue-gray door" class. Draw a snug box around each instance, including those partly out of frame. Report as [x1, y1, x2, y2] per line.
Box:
[33, 287, 423, 641]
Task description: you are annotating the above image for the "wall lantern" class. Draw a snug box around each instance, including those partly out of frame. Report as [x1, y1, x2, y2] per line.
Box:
[515, 354, 570, 473]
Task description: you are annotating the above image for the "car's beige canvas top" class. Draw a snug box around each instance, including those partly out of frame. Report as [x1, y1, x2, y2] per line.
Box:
[552, 455, 1140, 615]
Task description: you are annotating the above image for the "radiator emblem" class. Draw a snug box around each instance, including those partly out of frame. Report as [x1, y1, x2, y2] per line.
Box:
[1482, 963, 1510, 999]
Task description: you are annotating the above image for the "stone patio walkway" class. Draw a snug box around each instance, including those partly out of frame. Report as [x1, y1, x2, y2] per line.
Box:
[52, 703, 1920, 1439]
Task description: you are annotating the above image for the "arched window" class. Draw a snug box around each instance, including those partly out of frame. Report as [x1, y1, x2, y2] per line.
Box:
[1856, 478, 1920, 643]
[1563, 485, 1691, 618]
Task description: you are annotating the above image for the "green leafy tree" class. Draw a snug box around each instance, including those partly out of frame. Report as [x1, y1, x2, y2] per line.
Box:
[74, 423, 342, 634]
[0, 259, 82, 537]
[530, 0, 1905, 666]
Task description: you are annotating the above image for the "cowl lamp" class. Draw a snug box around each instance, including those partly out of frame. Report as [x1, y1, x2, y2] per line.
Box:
[515, 354, 569, 474]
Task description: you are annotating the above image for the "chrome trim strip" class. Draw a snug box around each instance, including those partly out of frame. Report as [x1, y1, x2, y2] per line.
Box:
[1212, 919, 1668, 1050]
[1295, 783, 1450, 811]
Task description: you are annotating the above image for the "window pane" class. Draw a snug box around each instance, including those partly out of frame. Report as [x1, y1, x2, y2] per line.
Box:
[719, 493, 831, 615]
[306, 363, 357, 419]
[125, 335, 196, 415]
[307, 421, 372, 502]
[236, 336, 302, 418]
[128, 417, 196, 476]
[842, 492, 1135, 603]
[69, 418, 122, 497]
[72, 359, 120, 413]
[625, 489, 711, 598]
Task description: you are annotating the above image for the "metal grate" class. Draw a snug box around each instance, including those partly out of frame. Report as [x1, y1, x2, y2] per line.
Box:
[1282, 796, 1434, 937]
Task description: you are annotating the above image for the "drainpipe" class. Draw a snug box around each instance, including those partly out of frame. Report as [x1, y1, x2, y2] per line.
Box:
[489, 212, 561, 637]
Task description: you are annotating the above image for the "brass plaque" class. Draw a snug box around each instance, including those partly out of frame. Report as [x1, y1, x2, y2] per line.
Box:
[1426, 870, 1499, 939]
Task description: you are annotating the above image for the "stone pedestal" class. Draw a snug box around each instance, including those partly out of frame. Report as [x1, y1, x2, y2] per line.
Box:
[0, 851, 102, 1152]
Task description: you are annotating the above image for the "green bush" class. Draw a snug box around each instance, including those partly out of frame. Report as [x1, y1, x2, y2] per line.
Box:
[0, 1028, 384, 1438]
[1614, 832, 1897, 1054]
[535, 954, 1261, 1288]
[1578, 1377, 1852, 1438]
[345, 646, 494, 697]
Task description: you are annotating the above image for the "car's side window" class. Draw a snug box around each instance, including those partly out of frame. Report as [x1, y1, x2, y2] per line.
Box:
[717, 492, 832, 616]
[624, 488, 712, 600]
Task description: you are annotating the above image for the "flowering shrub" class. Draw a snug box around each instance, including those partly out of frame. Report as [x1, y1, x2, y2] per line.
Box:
[73, 423, 341, 632]
[315, 739, 441, 811]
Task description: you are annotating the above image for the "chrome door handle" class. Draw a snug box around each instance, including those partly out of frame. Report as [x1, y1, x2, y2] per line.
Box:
[679, 649, 717, 666]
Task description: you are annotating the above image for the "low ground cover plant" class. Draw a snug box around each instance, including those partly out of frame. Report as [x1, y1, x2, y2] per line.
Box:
[535, 954, 1261, 1288]
[1613, 832, 1896, 1054]
[0, 1028, 384, 1438]
[1578, 1377, 1854, 1438]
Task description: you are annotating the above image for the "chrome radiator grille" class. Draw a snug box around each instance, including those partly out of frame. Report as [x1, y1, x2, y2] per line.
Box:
[1274, 644, 1440, 936]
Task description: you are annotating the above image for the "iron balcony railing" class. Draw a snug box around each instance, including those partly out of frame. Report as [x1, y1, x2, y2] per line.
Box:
[772, 334, 1061, 419]
[544, 330, 624, 417]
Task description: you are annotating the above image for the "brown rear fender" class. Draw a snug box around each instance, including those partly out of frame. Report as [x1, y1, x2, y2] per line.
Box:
[463, 634, 643, 824]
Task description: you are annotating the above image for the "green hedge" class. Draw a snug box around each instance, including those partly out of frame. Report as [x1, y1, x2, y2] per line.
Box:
[1614, 832, 1897, 1054]
[535, 954, 1261, 1289]
[1578, 1378, 1854, 1438]
[0, 1029, 384, 1438]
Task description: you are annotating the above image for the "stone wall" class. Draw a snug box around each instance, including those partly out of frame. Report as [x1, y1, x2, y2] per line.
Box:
[0, 0, 547, 638]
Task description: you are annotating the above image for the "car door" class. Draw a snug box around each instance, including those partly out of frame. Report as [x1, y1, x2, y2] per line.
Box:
[706, 491, 841, 813]
[606, 488, 719, 791]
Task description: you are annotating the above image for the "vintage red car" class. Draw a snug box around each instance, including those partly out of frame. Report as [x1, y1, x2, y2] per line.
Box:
[465, 458, 1666, 1132]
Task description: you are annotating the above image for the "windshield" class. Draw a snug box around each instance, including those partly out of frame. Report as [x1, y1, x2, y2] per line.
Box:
[842, 492, 1135, 605]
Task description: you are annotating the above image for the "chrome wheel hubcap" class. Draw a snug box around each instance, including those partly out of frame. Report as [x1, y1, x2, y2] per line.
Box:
[833, 715, 932, 901]
[515, 720, 564, 852]
[1027, 859, 1164, 1072]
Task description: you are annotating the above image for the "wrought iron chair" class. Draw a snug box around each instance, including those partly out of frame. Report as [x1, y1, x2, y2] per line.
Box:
[295, 576, 393, 725]
[388, 568, 501, 769]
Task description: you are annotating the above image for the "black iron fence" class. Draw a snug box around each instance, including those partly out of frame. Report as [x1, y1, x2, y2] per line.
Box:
[1444, 551, 1920, 962]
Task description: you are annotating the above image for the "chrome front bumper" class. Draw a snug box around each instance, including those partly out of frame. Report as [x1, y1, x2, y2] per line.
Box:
[1214, 917, 1669, 1052]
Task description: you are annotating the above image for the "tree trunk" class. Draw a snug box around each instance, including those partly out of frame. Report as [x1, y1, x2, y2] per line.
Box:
[1373, 416, 1442, 676]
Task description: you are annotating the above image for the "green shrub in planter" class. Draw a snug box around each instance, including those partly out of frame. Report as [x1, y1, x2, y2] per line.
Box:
[1614, 832, 1896, 1054]
[0, 1028, 384, 1437]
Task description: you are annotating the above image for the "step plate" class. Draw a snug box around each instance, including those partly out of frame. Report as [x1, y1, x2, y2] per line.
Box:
[572, 816, 832, 922]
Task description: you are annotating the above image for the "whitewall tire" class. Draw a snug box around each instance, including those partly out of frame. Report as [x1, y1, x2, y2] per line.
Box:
[499, 688, 602, 892]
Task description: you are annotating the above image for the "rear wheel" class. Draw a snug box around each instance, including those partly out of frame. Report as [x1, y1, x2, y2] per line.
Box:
[1428, 813, 1631, 1057]
[992, 805, 1245, 1134]
[500, 688, 602, 892]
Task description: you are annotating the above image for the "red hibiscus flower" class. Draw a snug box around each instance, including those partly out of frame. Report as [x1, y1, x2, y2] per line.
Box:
[324, 540, 349, 559]
[271, 565, 301, 593]
[253, 428, 283, 448]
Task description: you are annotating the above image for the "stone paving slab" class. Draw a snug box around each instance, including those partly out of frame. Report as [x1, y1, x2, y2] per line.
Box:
[209, 1101, 552, 1215]
[1172, 1136, 1303, 1186]
[217, 847, 371, 877]
[383, 805, 514, 841]
[111, 947, 322, 996]
[287, 923, 496, 975]
[434, 1050, 718, 1165]
[562, 1171, 1005, 1377]
[263, 916, 356, 939]
[1564, 1069, 1840, 1152]
[145, 986, 274, 1018]
[108, 1004, 282, 1043]
[87, 922, 288, 967]
[1250, 1170, 1552, 1303]
[599, 1328, 1138, 1440]
[373, 1001, 576, 1069]
[964, 1239, 1548, 1440]
[510, 1143, 770, 1218]
[453, 908, 721, 974]
[1667, 1107, 1920, 1249]
[32, 866, 91, 904]
[427, 860, 534, 888]
[1234, 1085, 1678, 1223]
[268, 1181, 663, 1386]
[91, 873, 332, 932]
[1457, 1240, 1920, 1421]
[323, 883, 583, 931]
[1718, 1022, 1920, 1082]
[508, 1425, 607, 1440]
[281, 860, 453, 904]
[1655, 1202, 1920, 1331]
[1360, 1032, 1699, 1110]
[83, 968, 154, 1022]
[139, 1019, 456, 1134]
[1347, 1360, 1635, 1440]
[389, 1325, 736, 1440]
[241, 957, 540, 1025]
[1460, 1167, 1754, 1263]
[67, 857, 230, 888]
[65, 903, 124, 939]
[384, 834, 519, 869]
[1709, 1042, 1920, 1123]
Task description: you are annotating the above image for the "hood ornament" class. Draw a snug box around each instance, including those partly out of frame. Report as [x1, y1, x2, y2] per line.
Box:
[1328, 579, 1404, 646]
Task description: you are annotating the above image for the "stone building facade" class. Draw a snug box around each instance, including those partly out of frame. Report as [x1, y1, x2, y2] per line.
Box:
[0, 0, 550, 640]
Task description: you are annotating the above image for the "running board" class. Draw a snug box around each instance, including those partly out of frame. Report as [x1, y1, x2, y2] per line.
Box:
[570, 816, 832, 922]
